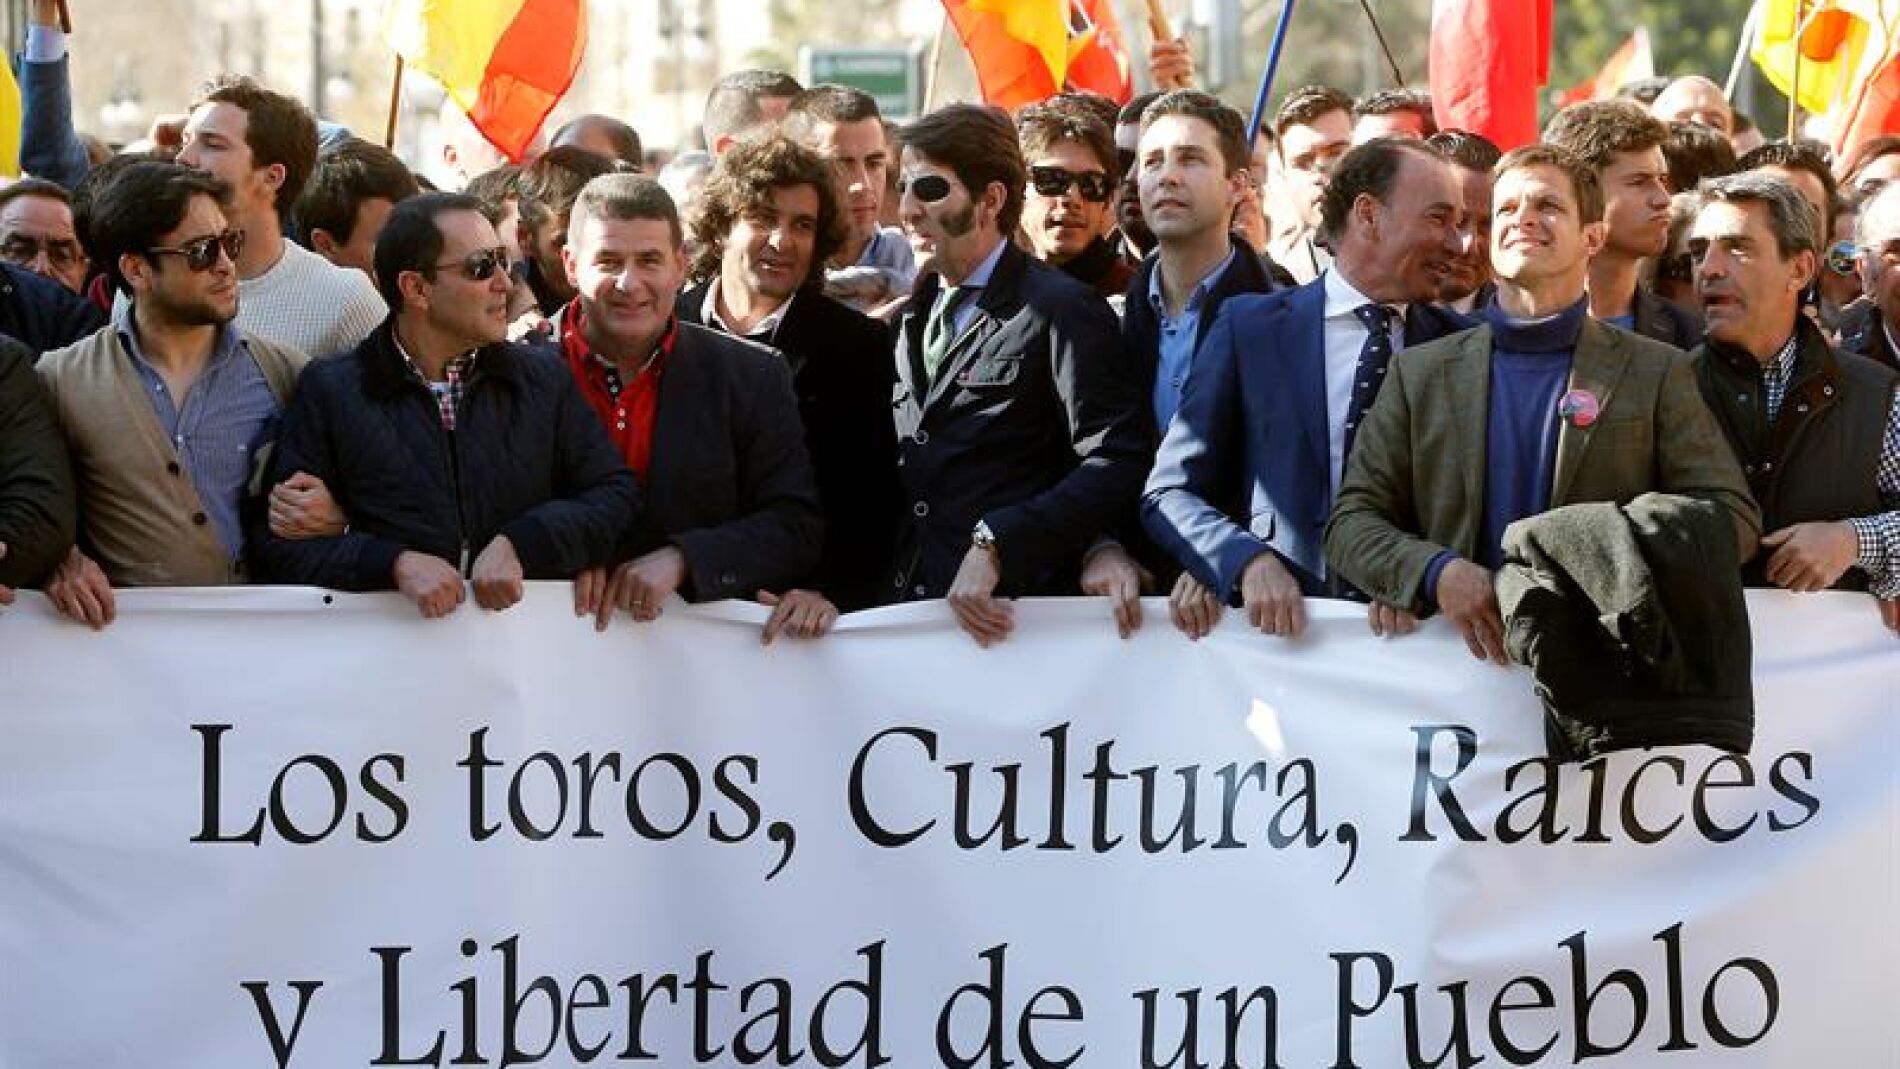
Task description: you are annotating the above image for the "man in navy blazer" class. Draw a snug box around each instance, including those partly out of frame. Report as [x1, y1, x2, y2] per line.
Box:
[1142, 138, 1473, 638]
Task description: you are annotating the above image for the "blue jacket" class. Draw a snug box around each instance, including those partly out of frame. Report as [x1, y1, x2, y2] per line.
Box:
[250, 320, 641, 591]
[1142, 276, 1469, 599]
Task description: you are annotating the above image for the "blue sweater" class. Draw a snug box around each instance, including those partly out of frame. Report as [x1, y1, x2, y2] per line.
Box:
[1427, 296, 1585, 599]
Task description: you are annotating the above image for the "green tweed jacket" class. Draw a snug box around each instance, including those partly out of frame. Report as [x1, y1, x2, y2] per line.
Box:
[1324, 318, 1761, 615]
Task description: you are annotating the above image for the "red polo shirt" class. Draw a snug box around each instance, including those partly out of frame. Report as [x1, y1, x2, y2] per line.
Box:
[558, 302, 675, 483]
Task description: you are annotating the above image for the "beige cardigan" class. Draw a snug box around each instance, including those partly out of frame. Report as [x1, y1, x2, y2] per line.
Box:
[37, 325, 307, 586]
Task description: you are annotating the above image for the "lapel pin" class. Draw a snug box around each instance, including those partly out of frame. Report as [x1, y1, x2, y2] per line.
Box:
[1559, 388, 1600, 428]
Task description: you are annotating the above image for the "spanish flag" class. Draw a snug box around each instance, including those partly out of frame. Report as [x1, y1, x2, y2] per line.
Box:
[383, 0, 587, 162]
[942, 0, 1133, 111]
[1752, 0, 1900, 159]
[1555, 28, 1655, 110]
[1429, 0, 1551, 151]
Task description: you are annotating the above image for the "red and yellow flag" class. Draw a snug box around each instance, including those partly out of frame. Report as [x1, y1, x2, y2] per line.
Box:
[941, 0, 1133, 111]
[383, 0, 587, 162]
[1752, 0, 1900, 159]
[1556, 28, 1655, 110]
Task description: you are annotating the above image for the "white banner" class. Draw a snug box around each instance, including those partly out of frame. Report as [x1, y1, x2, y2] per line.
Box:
[1, 587, 1896, 1068]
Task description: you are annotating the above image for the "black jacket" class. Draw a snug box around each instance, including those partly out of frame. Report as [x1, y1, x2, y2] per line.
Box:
[891, 241, 1149, 598]
[588, 317, 826, 604]
[1496, 492, 1754, 761]
[0, 263, 102, 358]
[675, 286, 896, 610]
[0, 333, 73, 586]
[1627, 286, 1704, 351]
[251, 320, 640, 590]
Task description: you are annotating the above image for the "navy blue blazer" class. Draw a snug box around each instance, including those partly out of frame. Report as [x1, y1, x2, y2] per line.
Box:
[1140, 276, 1470, 599]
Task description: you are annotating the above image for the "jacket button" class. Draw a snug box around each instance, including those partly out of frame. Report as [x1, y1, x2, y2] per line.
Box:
[913, 501, 930, 517]
[1744, 464, 1756, 474]
[913, 584, 927, 597]
[914, 430, 929, 445]
[719, 571, 737, 587]
[1760, 461, 1773, 472]
[1796, 403, 1809, 413]
[191, 512, 208, 526]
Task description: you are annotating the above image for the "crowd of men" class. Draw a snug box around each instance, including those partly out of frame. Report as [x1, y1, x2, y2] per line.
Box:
[0, 2, 1895, 662]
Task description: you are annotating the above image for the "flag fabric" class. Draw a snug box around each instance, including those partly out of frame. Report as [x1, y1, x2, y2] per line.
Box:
[1556, 28, 1655, 110]
[941, 0, 1134, 111]
[383, 0, 586, 162]
[0, 61, 20, 177]
[1751, 0, 1900, 161]
[1428, 0, 1552, 151]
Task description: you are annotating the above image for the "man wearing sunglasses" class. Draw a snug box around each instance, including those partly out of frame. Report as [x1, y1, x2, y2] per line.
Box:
[250, 193, 640, 619]
[35, 163, 309, 627]
[0, 177, 104, 357]
[1843, 181, 1900, 371]
[891, 104, 1149, 646]
[1015, 100, 1131, 303]
[1689, 176, 1900, 633]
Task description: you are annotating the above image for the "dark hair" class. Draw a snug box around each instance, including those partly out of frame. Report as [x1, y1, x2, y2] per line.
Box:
[1662, 120, 1738, 193]
[569, 172, 683, 249]
[295, 138, 421, 246]
[1053, 90, 1122, 135]
[1318, 137, 1441, 242]
[1140, 89, 1250, 175]
[372, 191, 487, 310]
[703, 69, 804, 146]
[1353, 88, 1437, 134]
[462, 163, 522, 220]
[1496, 143, 1605, 224]
[1425, 128, 1501, 172]
[1016, 99, 1117, 174]
[1738, 138, 1839, 233]
[0, 177, 72, 213]
[1117, 90, 1165, 127]
[1541, 99, 1669, 170]
[689, 136, 844, 290]
[516, 145, 619, 234]
[1273, 84, 1355, 138]
[1697, 171, 1820, 258]
[191, 74, 319, 216]
[1842, 135, 1900, 190]
[896, 103, 1027, 235]
[781, 84, 882, 147]
[72, 152, 160, 265]
[552, 114, 644, 168]
[86, 161, 229, 295]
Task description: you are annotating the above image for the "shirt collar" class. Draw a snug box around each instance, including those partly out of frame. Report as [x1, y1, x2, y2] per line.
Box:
[1147, 247, 1237, 323]
[1764, 331, 1800, 383]
[948, 236, 1009, 293]
[561, 300, 677, 375]
[390, 329, 476, 385]
[1321, 267, 1407, 323]
[112, 297, 244, 373]
[702, 276, 794, 340]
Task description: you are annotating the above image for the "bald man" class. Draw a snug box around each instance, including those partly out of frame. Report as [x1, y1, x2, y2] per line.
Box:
[1651, 76, 1733, 136]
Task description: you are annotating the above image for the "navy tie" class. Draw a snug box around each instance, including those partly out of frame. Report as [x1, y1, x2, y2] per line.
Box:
[1346, 303, 1397, 460]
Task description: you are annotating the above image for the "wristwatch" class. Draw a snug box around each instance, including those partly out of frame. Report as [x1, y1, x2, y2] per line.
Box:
[972, 520, 1000, 562]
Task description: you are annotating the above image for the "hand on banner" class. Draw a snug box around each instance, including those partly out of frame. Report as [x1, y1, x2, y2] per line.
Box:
[1436, 559, 1508, 665]
[0, 543, 12, 606]
[268, 471, 348, 539]
[470, 535, 524, 611]
[1149, 37, 1196, 90]
[1079, 542, 1150, 639]
[1239, 550, 1305, 638]
[1761, 521, 1859, 592]
[1168, 569, 1223, 640]
[596, 546, 688, 630]
[46, 546, 113, 628]
[1878, 597, 1900, 634]
[758, 589, 839, 644]
[948, 543, 1013, 647]
[1368, 600, 1418, 638]
[393, 550, 465, 618]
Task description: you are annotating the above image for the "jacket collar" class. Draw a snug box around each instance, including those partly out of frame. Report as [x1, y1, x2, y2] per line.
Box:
[359, 316, 521, 401]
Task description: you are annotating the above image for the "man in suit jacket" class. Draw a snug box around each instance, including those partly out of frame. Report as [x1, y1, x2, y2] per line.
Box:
[675, 134, 900, 637]
[890, 104, 1149, 645]
[553, 173, 824, 627]
[1325, 145, 1759, 663]
[1143, 138, 1473, 640]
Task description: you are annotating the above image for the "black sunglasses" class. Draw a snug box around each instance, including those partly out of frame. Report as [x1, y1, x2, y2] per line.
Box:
[897, 174, 953, 203]
[145, 228, 244, 272]
[431, 246, 512, 282]
[1029, 165, 1113, 203]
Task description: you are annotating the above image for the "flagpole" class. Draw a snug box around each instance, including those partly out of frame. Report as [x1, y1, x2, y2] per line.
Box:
[385, 55, 405, 150]
[1353, 0, 1406, 86]
[1787, 0, 1801, 139]
[1725, 2, 1762, 99]
[1247, 0, 1301, 143]
[1141, 0, 1188, 90]
[923, 12, 950, 112]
